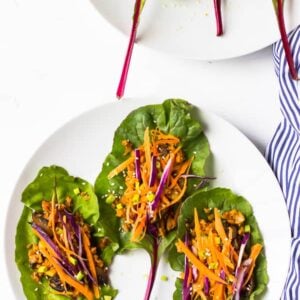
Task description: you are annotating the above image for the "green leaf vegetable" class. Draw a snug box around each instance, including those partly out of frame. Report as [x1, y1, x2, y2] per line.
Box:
[94, 99, 211, 299]
[15, 165, 117, 300]
[169, 188, 269, 300]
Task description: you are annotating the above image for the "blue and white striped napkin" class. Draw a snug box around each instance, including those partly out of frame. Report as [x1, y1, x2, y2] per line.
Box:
[265, 25, 300, 299]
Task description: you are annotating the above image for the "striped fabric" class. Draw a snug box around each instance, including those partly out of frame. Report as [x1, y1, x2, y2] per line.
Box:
[265, 25, 300, 299]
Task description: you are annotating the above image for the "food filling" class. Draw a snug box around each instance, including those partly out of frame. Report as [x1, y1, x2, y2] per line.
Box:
[27, 195, 108, 300]
[176, 208, 263, 300]
[107, 128, 193, 242]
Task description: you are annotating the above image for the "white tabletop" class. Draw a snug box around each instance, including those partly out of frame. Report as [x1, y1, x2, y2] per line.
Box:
[0, 0, 284, 298]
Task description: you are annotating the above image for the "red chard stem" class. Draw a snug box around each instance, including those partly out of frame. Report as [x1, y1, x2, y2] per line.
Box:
[213, 0, 223, 36]
[116, 0, 143, 99]
[143, 237, 158, 300]
[276, 0, 298, 80]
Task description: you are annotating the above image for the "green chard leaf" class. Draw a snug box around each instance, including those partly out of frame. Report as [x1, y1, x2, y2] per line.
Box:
[22, 165, 99, 225]
[94, 99, 210, 257]
[15, 165, 116, 300]
[169, 188, 269, 299]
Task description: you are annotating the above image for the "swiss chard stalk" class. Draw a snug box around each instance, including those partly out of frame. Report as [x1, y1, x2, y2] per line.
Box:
[213, 0, 223, 36]
[116, 0, 145, 99]
[143, 224, 159, 300]
[273, 0, 299, 80]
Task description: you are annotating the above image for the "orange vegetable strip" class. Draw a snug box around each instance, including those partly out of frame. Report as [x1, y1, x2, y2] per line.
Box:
[187, 266, 193, 287]
[81, 229, 100, 299]
[213, 282, 225, 300]
[194, 208, 202, 254]
[243, 244, 263, 287]
[161, 195, 171, 205]
[131, 215, 147, 242]
[214, 208, 227, 244]
[108, 156, 134, 179]
[219, 250, 234, 270]
[156, 132, 180, 143]
[160, 178, 187, 211]
[130, 203, 146, 240]
[169, 159, 191, 189]
[176, 239, 227, 284]
[141, 169, 148, 188]
[50, 210, 79, 259]
[228, 227, 233, 242]
[208, 230, 218, 263]
[155, 139, 179, 145]
[39, 242, 94, 300]
[50, 192, 56, 228]
[215, 251, 236, 285]
[125, 204, 132, 225]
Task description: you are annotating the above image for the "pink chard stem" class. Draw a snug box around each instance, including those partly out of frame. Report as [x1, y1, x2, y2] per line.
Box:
[116, 0, 143, 99]
[275, 0, 298, 80]
[143, 237, 158, 300]
[213, 0, 223, 36]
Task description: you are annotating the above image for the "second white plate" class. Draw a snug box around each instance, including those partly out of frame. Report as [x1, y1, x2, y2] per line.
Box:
[91, 0, 300, 60]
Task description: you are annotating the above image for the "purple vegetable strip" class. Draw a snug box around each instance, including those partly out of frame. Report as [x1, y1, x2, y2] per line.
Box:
[235, 233, 250, 275]
[181, 174, 216, 189]
[116, 0, 143, 99]
[149, 155, 157, 187]
[76, 222, 83, 257]
[191, 266, 198, 282]
[31, 222, 76, 276]
[74, 222, 96, 284]
[220, 271, 225, 281]
[181, 175, 216, 180]
[150, 156, 173, 212]
[213, 0, 223, 36]
[183, 232, 191, 300]
[78, 256, 97, 284]
[64, 209, 78, 235]
[53, 256, 80, 282]
[204, 277, 210, 296]
[274, 0, 298, 80]
[233, 258, 252, 300]
[135, 149, 142, 182]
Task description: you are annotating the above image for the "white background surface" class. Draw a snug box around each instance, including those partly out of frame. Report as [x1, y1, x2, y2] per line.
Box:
[0, 0, 290, 298]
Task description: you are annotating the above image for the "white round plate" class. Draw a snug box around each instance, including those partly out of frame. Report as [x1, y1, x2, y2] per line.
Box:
[90, 0, 300, 60]
[6, 99, 290, 299]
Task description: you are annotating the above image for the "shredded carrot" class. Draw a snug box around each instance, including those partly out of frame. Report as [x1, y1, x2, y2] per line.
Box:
[62, 216, 70, 251]
[169, 158, 192, 189]
[176, 239, 227, 284]
[194, 208, 202, 254]
[214, 208, 227, 244]
[30, 192, 105, 299]
[108, 156, 134, 179]
[109, 128, 192, 241]
[82, 229, 100, 299]
[131, 215, 147, 242]
[243, 243, 263, 287]
[179, 208, 264, 299]
[50, 198, 81, 260]
[213, 282, 225, 300]
[39, 242, 94, 300]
